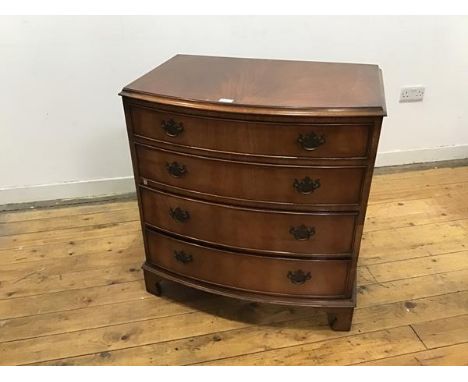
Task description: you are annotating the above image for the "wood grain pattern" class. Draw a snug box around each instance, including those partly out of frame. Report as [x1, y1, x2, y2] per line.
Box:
[146, 229, 350, 297]
[0, 200, 137, 223]
[121, 55, 386, 117]
[136, 144, 366, 206]
[367, 251, 468, 282]
[130, 105, 372, 159]
[0, 262, 144, 300]
[356, 342, 468, 365]
[0, 165, 467, 365]
[0, 220, 140, 250]
[200, 326, 425, 365]
[30, 291, 468, 366]
[411, 314, 468, 349]
[140, 187, 357, 256]
[0, 233, 143, 264]
[0, 208, 139, 237]
[0, 300, 308, 365]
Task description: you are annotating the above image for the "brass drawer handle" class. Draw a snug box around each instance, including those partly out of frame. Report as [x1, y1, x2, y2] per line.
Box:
[166, 161, 187, 178]
[287, 270, 312, 285]
[293, 176, 321, 194]
[174, 250, 193, 264]
[169, 207, 190, 223]
[289, 224, 315, 240]
[161, 119, 184, 137]
[297, 132, 325, 151]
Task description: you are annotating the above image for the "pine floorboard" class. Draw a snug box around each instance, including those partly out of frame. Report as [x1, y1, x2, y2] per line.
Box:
[0, 166, 467, 365]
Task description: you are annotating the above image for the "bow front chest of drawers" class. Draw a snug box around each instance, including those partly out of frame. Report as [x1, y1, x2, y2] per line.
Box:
[120, 55, 386, 331]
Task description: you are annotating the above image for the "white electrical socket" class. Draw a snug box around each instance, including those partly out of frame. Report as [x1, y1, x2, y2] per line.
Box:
[399, 86, 425, 102]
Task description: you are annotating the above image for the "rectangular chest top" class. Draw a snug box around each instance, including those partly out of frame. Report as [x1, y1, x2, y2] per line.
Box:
[120, 54, 386, 117]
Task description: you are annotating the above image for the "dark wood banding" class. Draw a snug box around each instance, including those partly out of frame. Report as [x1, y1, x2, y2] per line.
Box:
[130, 106, 371, 160]
[143, 265, 357, 308]
[146, 229, 350, 297]
[140, 187, 356, 256]
[136, 144, 366, 206]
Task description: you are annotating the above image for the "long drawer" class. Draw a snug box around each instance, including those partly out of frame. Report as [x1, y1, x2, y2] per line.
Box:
[130, 106, 371, 159]
[140, 187, 356, 256]
[146, 229, 350, 297]
[136, 144, 365, 206]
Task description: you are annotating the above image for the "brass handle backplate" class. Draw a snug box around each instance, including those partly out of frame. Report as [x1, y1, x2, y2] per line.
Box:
[166, 161, 187, 178]
[287, 270, 312, 285]
[289, 225, 315, 241]
[161, 119, 184, 137]
[293, 177, 321, 194]
[297, 132, 325, 151]
[174, 250, 193, 264]
[169, 207, 190, 223]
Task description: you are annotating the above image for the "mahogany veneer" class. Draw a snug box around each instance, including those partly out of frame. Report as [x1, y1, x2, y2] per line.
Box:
[120, 54, 386, 331]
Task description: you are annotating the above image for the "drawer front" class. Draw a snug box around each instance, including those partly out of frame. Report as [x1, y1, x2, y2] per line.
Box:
[136, 145, 365, 205]
[146, 230, 350, 297]
[141, 188, 356, 255]
[130, 106, 370, 159]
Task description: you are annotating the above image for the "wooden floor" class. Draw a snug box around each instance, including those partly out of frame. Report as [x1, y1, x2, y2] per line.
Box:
[0, 166, 467, 366]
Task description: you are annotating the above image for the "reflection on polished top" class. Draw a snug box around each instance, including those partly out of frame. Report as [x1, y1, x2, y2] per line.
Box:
[122, 54, 386, 116]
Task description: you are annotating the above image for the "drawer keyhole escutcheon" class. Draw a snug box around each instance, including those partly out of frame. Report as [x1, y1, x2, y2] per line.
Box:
[297, 132, 326, 151]
[174, 250, 193, 264]
[169, 207, 190, 223]
[161, 119, 184, 137]
[287, 270, 312, 285]
[293, 177, 321, 194]
[166, 161, 187, 178]
[289, 225, 315, 240]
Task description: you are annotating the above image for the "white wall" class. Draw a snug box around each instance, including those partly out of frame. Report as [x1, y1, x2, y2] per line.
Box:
[1, 16, 467, 204]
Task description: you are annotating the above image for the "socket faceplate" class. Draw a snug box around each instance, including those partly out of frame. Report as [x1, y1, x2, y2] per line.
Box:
[400, 86, 425, 102]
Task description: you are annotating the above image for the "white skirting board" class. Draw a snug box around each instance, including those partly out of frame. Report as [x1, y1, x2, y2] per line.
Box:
[0, 177, 136, 205]
[375, 145, 468, 167]
[1, 145, 467, 205]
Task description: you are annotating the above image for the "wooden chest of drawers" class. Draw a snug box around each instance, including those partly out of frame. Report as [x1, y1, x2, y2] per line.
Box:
[120, 55, 386, 331]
